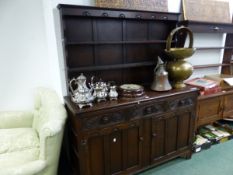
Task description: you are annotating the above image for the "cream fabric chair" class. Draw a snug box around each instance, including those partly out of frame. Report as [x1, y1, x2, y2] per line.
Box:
[0, 88, 67, 175]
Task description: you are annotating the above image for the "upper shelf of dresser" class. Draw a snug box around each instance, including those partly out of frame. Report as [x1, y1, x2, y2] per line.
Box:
[179, 20, 233, 33]
[58, 4, 181, 87]
[58, 4, 180, 20]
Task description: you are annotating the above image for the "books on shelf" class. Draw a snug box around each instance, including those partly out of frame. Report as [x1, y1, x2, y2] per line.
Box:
[185, 77, 221, 95]
[193, 122, 233, 153]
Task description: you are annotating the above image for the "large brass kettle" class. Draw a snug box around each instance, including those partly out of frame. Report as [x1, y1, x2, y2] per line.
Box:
[165, 26, 196, 89]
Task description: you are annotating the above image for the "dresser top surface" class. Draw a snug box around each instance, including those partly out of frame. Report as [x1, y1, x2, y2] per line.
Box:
[64, 86, 198, 115]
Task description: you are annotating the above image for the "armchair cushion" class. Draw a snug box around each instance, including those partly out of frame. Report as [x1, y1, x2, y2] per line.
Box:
[0, 148, 40, 169]
[0, 111, 33, 129]
[0, 128, 39, 154]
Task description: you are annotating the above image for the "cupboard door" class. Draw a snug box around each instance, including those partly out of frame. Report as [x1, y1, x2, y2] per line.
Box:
[123, 122, 143, 172]
[108, 129, 123, 174]
[84, 121, 143, 175]
[151, 116, 166, 162]
[151, 111, 193, 163]
[151, 114, 178, 160]
[165, 115, 178, 154]
[223, 93, 233, 118]
[85, 130, 123, 175]
[86, 135, 105, 175]
[177, 111, 193, 150]
[197, 96, 222, 127]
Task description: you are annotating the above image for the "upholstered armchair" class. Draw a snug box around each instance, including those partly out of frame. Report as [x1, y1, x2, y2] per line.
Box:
[0, 88, 67, 175]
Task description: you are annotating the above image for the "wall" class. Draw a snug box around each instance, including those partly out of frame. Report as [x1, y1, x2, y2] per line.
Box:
[0, 0, 231, 110]
[0, 0, 50, 110]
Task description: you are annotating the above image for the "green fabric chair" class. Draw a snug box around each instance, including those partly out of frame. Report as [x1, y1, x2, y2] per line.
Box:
[0, 87, 67, 175]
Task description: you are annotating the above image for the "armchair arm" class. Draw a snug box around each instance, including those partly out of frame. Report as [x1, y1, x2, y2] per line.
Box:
[39, 120, 65, 160]
[0, 111, 33, 129]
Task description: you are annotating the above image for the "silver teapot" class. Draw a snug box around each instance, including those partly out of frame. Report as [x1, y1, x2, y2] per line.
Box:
[69, 73, 94, 108]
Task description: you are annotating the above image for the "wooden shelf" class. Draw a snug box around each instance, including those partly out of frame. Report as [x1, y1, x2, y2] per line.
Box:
[194, 63, 230, 69]
[65, 40, 173, 45]
[198, 88, 233, 100]
[195, 47, 233, 50]
[179, 20, 233, 33]
[68, 61, 156, 72]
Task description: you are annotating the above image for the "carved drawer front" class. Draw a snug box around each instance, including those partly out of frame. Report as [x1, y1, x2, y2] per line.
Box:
[81, 106, 136, 130]
[141, 101, 166, 116]
[168, 96, 195, 111]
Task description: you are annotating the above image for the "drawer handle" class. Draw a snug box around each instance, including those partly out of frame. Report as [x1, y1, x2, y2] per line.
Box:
[102, 116, 109, 124]
[152, 133, 157, 137]
[139, 137, 144, 142]
[102, 12, 108, 17]
[136, 15, 142, 19]
[179, 100, 186, 106]
[162, 16, 168, 20]
[151, 15, 156, 19]
[82, 11, 91, 16]
[212, 26, 220, 31]
[146, 107, 153, 114]
[113, 138, 117, 143]
[81, 139, 87, 146]
[130, 123, 136, 128]
[113, 128, 119, 132]
[119, 14, 125, 18]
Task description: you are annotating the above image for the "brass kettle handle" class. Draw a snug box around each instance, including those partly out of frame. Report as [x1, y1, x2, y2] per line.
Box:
[166, 26, 194, 51]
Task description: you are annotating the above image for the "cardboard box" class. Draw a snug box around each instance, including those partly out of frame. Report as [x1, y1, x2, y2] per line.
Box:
[204, 74, 233, 89]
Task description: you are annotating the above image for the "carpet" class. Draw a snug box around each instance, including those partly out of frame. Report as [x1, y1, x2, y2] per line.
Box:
[139, 140, 233, 175]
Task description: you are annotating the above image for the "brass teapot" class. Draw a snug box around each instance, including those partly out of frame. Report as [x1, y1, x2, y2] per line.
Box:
[165, 26, 196, 89]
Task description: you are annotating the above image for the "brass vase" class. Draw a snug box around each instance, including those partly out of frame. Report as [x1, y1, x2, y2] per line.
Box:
[165, 26, 196, 89]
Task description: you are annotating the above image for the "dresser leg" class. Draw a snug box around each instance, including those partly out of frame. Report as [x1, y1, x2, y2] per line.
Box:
[180, 151, 192, 159]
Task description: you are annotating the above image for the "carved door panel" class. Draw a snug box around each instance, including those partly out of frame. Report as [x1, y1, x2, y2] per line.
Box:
[84, 134, 105, 175]
[176, 110, 193, 150]
[151, 116, 166, 162]
[83, 121, 143, 175]
[122, 121, 143, 173]
[151, 114, 179, 162]
[151, 111, 193, 163]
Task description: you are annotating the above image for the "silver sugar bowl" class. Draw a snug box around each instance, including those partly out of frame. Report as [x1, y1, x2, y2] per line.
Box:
[92, 80, 108, 102]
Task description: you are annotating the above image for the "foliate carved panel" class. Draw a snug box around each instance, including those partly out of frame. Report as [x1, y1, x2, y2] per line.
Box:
[169, 97, 194, 110]
[82, 112, 125, 130]
[142, 102, 166, 116]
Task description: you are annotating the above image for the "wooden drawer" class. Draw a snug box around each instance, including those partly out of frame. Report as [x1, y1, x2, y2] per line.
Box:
[140, 101, 166, 116]
[138, 95, 195, 118]
[168, 96, 195, 111]
[80, 105, 137, 130]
